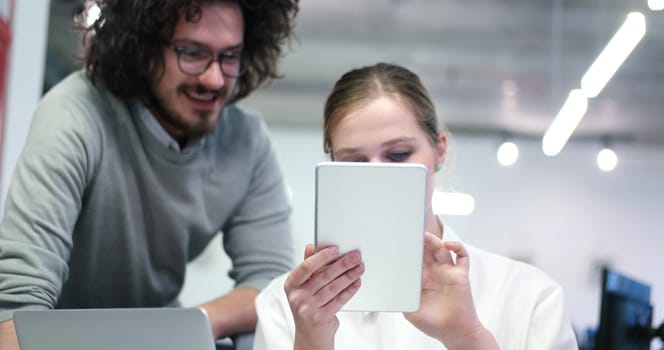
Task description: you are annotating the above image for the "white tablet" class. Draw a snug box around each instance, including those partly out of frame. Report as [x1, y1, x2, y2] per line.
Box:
[315, 161, 427, 312]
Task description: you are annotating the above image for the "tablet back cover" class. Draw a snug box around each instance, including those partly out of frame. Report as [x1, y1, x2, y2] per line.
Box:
[315, 162, 427, 312]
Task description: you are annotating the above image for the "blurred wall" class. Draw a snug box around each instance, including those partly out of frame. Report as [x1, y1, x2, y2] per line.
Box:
[0, 0, 50, 213]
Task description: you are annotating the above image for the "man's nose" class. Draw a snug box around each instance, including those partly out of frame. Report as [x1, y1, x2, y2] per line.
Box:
[197, 61, 225, 91]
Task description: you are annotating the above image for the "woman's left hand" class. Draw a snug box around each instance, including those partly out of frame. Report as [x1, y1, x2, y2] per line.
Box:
[404, 232, 498, 349]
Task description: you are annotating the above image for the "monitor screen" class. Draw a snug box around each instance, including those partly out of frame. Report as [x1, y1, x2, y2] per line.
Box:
[594, 267, 653, 350]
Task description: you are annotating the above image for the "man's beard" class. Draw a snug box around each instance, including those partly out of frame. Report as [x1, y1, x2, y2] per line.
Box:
[145, 83, 227, 140]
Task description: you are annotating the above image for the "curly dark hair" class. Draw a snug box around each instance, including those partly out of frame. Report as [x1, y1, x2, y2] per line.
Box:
[80, 0, 299, 104]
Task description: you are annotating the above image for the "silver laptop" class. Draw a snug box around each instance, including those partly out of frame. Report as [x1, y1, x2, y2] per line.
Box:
[14, 308, 217, 350]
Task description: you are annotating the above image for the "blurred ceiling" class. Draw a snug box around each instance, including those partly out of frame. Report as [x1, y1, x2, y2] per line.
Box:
[46, 0, 664, 147]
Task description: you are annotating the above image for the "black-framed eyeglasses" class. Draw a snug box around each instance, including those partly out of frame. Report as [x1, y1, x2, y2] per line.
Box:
[167, 44, 249, 78]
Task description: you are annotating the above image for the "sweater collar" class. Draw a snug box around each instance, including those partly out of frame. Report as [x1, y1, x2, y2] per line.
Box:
[132, 99, 206, 155]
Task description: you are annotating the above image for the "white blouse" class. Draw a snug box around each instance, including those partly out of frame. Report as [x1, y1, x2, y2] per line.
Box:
[254, 225, 578, 350]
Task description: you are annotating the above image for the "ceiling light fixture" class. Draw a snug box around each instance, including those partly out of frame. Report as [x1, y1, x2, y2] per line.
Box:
[580, 12, 646, 98]
[543, 12, 644, 157]
[542, 89, 588, 156]
[597, 148, 618, 172]
[649, 0, 664, 10]
[597, 137, 618, 172]
[432, 191, 475, 216]
[497, 141, 519, 167]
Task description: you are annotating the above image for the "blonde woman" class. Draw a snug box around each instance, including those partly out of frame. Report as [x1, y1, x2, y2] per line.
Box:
[254, 63, 578, 350]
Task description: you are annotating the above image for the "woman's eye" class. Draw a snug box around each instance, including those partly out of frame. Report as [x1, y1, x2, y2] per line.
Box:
[388, 152, 410, 162]
[336, 157, 367, 162]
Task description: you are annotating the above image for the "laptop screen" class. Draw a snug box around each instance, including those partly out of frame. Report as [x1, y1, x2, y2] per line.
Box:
[14, 308, 216, 350]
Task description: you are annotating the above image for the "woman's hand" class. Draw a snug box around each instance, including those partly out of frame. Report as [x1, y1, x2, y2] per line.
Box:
[284, 244, 364, 350]
[404, 232, 499, 349]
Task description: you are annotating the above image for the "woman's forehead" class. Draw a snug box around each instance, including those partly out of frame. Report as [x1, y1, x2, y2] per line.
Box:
[331, 97, 425, 145]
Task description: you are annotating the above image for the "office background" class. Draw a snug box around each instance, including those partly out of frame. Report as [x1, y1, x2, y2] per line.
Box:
[1, 0, 663, 343]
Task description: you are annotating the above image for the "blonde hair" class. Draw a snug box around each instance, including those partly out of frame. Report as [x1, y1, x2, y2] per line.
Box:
[323, 62, 442, 155]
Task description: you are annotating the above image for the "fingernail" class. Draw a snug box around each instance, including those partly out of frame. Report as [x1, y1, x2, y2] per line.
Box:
[355, 263, 364, 273]
[349, 252, 361, 262]
[328, 246, 339, 256]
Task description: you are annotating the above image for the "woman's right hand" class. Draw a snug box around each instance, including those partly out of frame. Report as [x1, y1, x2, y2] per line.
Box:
[284, 244, 364, 350]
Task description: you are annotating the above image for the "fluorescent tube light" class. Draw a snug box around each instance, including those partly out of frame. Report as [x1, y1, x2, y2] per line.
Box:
[649, 0, 664, 10]
[432, 191, 475, 216]
[542, 89, 588, 156]
[580, 12, 646, 98]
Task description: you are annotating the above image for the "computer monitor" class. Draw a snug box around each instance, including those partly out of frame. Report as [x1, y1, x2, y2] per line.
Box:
[594, 267, 656, 350]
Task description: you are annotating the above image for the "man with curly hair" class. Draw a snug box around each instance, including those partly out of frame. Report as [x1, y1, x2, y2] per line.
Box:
[0, 0, 299, 348]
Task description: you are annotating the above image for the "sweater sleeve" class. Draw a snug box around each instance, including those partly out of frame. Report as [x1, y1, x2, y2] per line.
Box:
[221, 115, 294, 291]
[0, 89, 101, 322]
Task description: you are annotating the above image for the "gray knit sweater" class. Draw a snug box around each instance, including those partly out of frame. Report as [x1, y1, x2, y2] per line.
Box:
[0, 71, 294, 322]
